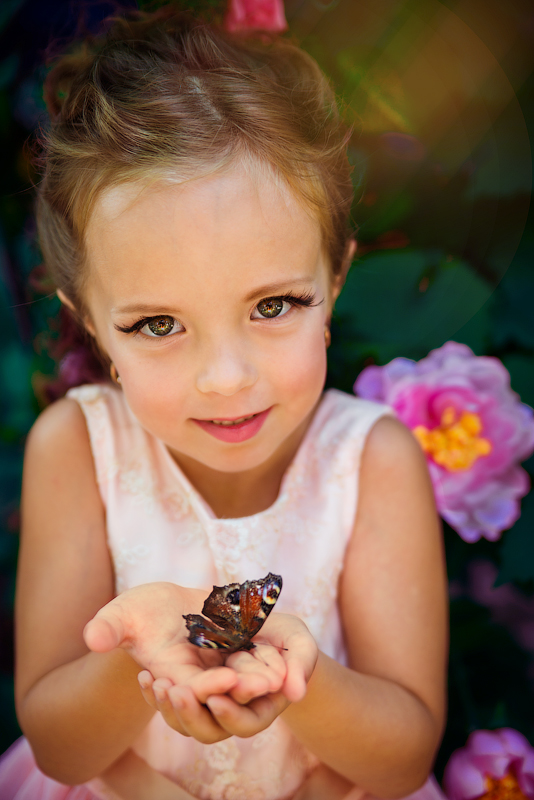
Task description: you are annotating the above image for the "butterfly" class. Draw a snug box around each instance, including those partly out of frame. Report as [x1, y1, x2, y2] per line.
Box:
[183, 572, 283, 654]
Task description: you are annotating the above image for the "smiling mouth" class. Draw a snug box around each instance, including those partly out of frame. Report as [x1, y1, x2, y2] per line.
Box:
[191, 408, 272, 442]
[210, 413, 259, 427]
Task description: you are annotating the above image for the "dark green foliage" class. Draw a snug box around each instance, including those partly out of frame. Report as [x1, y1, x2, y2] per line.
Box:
[435, 596, 534, 780]
[498, 491, 534, 589]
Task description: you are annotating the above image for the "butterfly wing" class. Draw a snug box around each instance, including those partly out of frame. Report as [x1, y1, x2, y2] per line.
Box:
[183, 613, 243, 652]
[202, 583, 242, 630]
[238, 572, 283, 641]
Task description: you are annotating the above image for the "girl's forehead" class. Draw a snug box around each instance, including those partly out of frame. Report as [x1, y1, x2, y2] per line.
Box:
[85, 165, 328, 303]
[90, 164, 319, 238]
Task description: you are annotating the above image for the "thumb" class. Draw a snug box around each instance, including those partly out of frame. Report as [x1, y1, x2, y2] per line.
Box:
[283, 657, 308, 703]
[84, 607, 127, 653]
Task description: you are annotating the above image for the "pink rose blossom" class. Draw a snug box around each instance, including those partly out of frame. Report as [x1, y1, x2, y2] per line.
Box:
[223, 0, 288, 32]
[443, 728, 534, 800]
[354, 342, 534, 542]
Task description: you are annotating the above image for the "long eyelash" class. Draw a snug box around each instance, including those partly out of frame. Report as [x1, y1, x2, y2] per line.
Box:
[114, 316, 155, 335]
[273, 291, 323, 308]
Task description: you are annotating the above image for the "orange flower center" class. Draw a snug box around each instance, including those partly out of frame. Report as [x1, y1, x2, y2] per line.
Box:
[413, 406, 492, 471]
[478, 769, 527, 800]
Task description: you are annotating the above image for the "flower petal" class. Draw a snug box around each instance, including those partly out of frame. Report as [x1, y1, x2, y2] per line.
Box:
[444, 751, 486, 800]
[223, 0, 288, 32]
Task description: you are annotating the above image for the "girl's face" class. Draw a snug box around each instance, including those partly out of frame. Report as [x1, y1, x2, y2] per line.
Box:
[84, 164, 335, 474]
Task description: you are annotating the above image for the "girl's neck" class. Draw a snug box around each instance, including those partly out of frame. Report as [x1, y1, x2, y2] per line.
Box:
[168, 409, 315, 519]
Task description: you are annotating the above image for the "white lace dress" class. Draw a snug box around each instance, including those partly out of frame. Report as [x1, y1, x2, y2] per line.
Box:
[0, 385, 443, 800]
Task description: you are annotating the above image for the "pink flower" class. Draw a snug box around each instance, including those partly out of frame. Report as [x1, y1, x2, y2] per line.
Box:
[223, 0, 288, 32]
[354, 342, 534, 542]
[443, 728, 534, 800]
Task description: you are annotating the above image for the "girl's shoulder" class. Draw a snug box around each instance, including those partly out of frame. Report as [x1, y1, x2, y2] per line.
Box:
[24, 392, 101, 511]
[318, 388, 423, 473]
[25, 385, 118, 488]
[26, 391, 92, 456]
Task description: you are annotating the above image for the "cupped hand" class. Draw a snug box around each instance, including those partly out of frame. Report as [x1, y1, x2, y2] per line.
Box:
[137, 612, 318, 743]
[83, 582, 283, 707]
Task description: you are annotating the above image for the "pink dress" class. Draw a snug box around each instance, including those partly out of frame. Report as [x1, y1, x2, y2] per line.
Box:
[0, 385, 445, 800]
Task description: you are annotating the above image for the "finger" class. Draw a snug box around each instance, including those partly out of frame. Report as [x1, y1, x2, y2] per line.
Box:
[282, 637, 318, 703]
[186, 666, 239, 704]
[138, 670, 157, 709]
[167, 685, 231, 744]
[226, 647, 286, 703]
[230, 646, 286, 683]
[206, 691, 288, 738]
[152, 677, 173, 693]
[228, 673, 271, 705]
[84, 610, 126, 652]
[283, 656, 308, 703]
[148, 679, 191, 736]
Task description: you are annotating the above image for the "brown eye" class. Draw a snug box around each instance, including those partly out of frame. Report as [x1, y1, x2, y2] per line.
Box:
[143, 316, 177, 337]
[256, 298, 284, 318]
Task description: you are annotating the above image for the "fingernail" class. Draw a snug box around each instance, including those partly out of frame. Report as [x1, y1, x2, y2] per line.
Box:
[206, 699, 220, 715]
[138, 678, 149, 690]
[171, 695, 184, 711]
[154, 687, 166, 702]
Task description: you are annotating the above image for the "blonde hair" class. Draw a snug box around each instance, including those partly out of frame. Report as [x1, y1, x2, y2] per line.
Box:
[37, 7, 354, 314]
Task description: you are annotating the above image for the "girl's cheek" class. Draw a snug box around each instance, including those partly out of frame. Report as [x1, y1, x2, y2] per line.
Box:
[278, 327, 328, 402]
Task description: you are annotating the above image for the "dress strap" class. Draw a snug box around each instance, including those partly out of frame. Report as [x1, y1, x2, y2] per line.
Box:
[66, 383, 140, 504]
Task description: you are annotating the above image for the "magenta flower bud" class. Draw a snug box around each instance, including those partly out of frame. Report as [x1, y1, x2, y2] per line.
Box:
[223, 0, 288, 32]
[354, 342, 534, 542]
[443, 728, 534, 800]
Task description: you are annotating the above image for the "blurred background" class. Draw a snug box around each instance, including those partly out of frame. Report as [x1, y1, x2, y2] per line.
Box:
[0, 0, 533, 783]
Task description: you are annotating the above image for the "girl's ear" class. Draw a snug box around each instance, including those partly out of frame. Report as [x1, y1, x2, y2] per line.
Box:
[56, 289, 97, 338]
[331, 238, 357, 303]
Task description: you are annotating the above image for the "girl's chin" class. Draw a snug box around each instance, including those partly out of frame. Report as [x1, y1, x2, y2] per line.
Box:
[171, 446, 280, 475]
[168, 429, 288, 475]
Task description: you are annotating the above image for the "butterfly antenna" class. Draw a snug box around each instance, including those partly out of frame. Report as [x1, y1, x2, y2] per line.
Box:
[252, 648, 270, 667]
[254, 642, 288, 652]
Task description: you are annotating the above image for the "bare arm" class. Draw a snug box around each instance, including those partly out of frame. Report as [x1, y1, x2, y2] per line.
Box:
[15, 399, 154, 784]
[282, 416, 448, 798]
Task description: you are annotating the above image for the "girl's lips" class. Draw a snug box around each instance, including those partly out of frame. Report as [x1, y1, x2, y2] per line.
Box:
[192, 408, 272, 443]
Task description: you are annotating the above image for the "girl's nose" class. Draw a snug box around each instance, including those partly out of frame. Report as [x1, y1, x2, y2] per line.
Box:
[195, 341, 258, 396]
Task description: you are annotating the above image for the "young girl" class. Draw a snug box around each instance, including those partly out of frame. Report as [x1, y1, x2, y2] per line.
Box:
[0, 7, 448, 800]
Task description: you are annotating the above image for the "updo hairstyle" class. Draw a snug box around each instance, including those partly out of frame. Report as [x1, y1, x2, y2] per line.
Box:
[36, 7, 355, 393]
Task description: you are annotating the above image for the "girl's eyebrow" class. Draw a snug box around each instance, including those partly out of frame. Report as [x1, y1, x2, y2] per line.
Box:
[244, 278, 316, 303]
[112, 303, 181, 316]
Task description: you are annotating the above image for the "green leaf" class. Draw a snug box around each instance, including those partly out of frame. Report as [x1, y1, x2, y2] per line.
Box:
[491, 241, 534, 350]
[501, 354, 534, 409]
[497, 490, 534, 587]
[335, 248, 492, 356]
